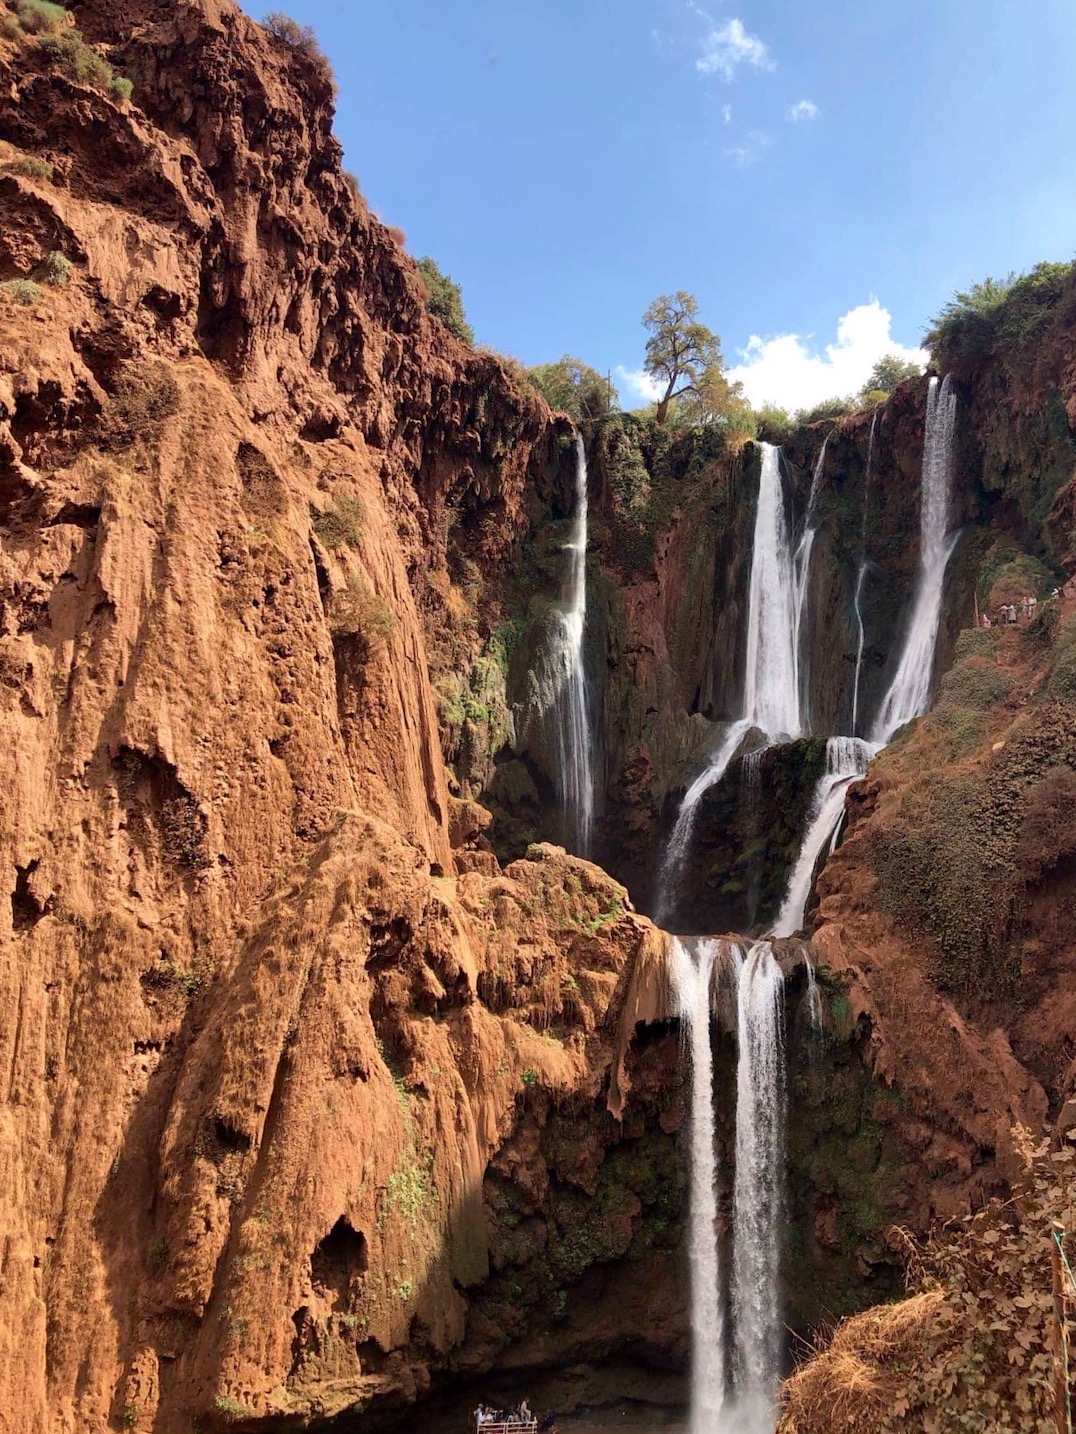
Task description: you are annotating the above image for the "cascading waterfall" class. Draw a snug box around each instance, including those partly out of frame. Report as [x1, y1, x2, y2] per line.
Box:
[792, 436, 827, 726]
[743, 444, 804, 741]
[656, 442, 804, 917]
[732, 942, 787, 1429]
[771, 737, 875, 937]
[670, 935, 736, 1433]
[871, 377, 958, 744]
[850, 411, 878, 738]
[552, 434, 595, 855]
[655, 718, 753, 924]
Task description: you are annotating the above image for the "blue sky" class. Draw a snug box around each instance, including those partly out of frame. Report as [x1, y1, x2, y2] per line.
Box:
[272, 0, 1076, 409]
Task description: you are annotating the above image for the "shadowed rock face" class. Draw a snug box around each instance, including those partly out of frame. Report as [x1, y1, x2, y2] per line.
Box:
[1, 3, 1074, 1432]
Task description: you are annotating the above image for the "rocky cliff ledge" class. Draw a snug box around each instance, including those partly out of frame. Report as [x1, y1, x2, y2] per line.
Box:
[1, 2, 1074, 1432]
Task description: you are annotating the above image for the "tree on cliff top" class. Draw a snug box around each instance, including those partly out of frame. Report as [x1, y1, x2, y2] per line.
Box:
[526, 357, 617, 420]
[860, 353, 923, 400]
[642, 291, 722, 425]
[416, 257, 474, 346]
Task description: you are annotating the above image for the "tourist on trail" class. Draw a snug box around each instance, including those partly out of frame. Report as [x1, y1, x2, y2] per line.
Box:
[982, 612, 992, 628]
[1029, 594, 1037, 617]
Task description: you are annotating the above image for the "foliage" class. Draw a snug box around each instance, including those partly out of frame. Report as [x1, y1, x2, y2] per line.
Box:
[795, 395, 856, 425]
[261, 11, 336, 88]
[38, 28, 114, 91]
[753, 403, 794, 444]
[924, 261, 1075, 368]
[780, 1140, 1076, 1434]
[416, 256, 474, 344]
[642, 290, 723, 424]
[0, 14, 22, 38]
[674, 361, 755, 447]
[342, 170, 361, 199]
[7, 153, 54, 181]
[525, 355, 616, 420]
[312, 496, 364, 550]
[860, 353, 923, 398]
[37, 250, 71, 285]
[103, 362, 181, 446]
[110, 74, 133, 102]
[521, 1067, 538, 1088]
[16, 0, 67, 34]
[329, 577, 395, 651]
[0, 278, 42, 305]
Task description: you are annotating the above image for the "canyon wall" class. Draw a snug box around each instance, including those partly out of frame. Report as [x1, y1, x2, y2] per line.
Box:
[0, 1, 1074, 1431]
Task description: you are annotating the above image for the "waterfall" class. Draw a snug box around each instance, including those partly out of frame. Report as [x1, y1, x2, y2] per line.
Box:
[744, 444, 804, 740]
[803, 953, 823, 1033]
[670, 935, 736, 1433]
[850, 411, 878, 738]
[553, 434, 594, 855]
[732, 941, 786, 1428]
[771, 737, 875, 937]
[654, 718, 753, 924]
[871, 377, 958, 744]
[792, 437, 827, 726]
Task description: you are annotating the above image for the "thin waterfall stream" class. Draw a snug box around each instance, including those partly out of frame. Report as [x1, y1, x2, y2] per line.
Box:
[553, 433, 595, 855]
[850, 411, 878, 738]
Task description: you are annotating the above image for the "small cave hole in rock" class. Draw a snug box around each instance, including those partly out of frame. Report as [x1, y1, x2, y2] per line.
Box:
[310, 1216, 368, 1309]
[12, 860, 43, 930]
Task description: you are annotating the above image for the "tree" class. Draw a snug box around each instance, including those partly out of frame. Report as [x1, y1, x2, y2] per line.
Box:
[860, 353, 923, 399]
[642, 291, 722, 425]
[416, 257, 474, 345]
[677, 361, 755, 447]
[526, 356, 617, 420]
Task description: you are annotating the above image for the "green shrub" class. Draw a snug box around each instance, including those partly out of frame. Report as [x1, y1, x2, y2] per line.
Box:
[525, 356, 616, 420]
[521, 1067, 538, 1088]
[0, 14, 23, 38]
[39, 28, 114, 90]
[753, 403, 794, 444]
[16, 0, 67, 34]
[795, 394, 856, 425]
[312, 496, 363, 550]
[0, 278, 42, 305]
[110, 74, 132, 102]
[37, 250, 71, 286]
[925, 260, 1075, 368]
[7, 153, 54, 181]
[416, 255, 474, 344]
[330, 578, 395, 651]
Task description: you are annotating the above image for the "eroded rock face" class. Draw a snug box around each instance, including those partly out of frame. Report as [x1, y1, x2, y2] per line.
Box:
[1, 2, 1074, 1431]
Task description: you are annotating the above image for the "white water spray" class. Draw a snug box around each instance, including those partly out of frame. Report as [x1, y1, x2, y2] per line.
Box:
[732, 942, 786, 1428]
[850, 412, 878, 738]
[772, 737, 875, 937]
[655, 718, 753, 924]
[872, 378, 958, 744]
[670, 935, 736, 1433]
[553, 434, 595, 854]
[744, 444, 804, 740]
[792, 437, 827, 727]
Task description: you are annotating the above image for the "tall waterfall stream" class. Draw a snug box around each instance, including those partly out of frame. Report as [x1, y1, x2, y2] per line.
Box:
[659, 385, 959, 1432]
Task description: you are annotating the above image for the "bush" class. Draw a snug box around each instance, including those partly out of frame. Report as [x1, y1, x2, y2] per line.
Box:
[525, 355, 616, 420]
[859, 354, 922, 399]
[753, 403, 794, 444]
[39, 29, 114, 90]
[7, 153, 54, 181]
[261, 11, 335, 88]
[416, 255, 474, 345]
[925, 260, 1075, 368]
[110, 74, 132, 102]
[0, 14, 23, 38]
[795, 395, 856, 425]
[330, 578, 395, 651]
[17, 0, 67, 34]
[312, 497, 363, 550]
[103, 362, 181, 446]
[0, 279, 42, 305]
[37, 250, 71, 286]
[342, 170, 361, 199]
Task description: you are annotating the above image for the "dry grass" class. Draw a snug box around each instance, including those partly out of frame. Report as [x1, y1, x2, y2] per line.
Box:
[778, 1291, 944, 1434]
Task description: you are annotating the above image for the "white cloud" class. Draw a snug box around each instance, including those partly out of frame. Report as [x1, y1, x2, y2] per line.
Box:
[724, 129, 772, 166]
[615, 366, 664, 406]
[697, 18, 775, 82]
[728, 301, 928, 412]
[787, 98, 819, 122]
[721, 102, 733, 124]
